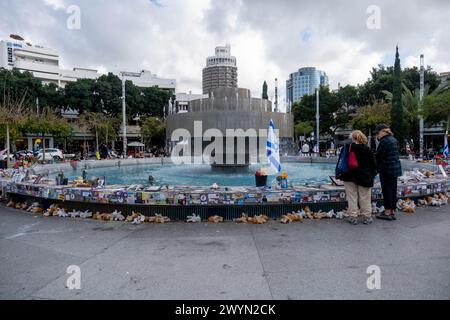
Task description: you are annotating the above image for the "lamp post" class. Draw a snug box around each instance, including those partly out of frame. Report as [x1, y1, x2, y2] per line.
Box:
[316, 88, 320, 154]
[120, 71, 141, 158]
[419, 54, 425, 160]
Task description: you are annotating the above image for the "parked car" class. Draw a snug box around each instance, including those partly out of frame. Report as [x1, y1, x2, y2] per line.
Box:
[0, 148, 14, 161]
[0, 154, 14, 161]
[36, 148, 64, 161]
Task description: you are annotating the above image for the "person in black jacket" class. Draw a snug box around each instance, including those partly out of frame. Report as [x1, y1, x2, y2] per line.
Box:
[340, 130, 377, 225]
[374, 124, 402, 221]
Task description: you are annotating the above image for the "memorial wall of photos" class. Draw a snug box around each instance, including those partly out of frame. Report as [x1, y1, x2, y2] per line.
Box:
[2, 178, 448, 206]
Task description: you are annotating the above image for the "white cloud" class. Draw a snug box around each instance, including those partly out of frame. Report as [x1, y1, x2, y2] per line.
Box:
[1, 0, 449, 110]
[42, 0, 66, 10]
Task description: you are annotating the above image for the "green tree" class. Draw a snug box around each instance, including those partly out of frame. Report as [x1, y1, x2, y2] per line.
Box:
[294, 121, 314, 138]
[352, 101, 391, 145]
[424, 90, 450, 132]
[25, 107, 72, 162]
[0, 69, 42, 107]
[292, 86, 343, 136]
[63, 72, 172, 119]
[262, 81, 268, 100]
[391, 46, 404, 146]
[63, 78, 97, 114]
[79, 112, 108, 154]
[98, 115, 120, 148]
[140, 117, 166, 148]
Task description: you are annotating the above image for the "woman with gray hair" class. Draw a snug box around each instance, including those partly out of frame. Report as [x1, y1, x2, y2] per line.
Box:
[339, 130, 377, 225]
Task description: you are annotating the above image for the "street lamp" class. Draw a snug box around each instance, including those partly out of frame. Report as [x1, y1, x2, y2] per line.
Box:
[120, 71, 141, 158]
[419, 54, 425, 160]
[316, 88, 320, 154]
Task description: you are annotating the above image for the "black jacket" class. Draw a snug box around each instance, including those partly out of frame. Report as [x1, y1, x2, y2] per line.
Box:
[340, 143, 377, 188]
[376, 135, 402, 178]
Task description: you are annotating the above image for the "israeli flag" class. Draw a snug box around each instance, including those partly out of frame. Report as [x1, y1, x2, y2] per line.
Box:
[444, 131, 449, 158]
[267, 119, 281, 174]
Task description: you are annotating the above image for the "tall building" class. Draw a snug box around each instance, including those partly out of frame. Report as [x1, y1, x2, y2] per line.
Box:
[286, 67, 329, 105]
[202, 44, 238, 94]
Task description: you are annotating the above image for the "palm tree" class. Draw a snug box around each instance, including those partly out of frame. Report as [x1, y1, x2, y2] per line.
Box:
[384, 83, 445, 150]
[79, 112, 108, 157]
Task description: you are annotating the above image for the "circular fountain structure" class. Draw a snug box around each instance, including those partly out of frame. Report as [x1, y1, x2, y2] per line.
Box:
[166, 87, 296, 170]
[2, 158, 448, 221]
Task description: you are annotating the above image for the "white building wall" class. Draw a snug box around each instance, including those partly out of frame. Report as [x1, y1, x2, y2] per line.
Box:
[0, 39, 176, 90]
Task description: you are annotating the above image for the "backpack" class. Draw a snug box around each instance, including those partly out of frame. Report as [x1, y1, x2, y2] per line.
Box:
[335, 144, 349, 178]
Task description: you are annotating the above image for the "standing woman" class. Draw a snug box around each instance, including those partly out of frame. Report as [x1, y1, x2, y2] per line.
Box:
[340, 130, 377, 225]
[375, 124, 402, 221]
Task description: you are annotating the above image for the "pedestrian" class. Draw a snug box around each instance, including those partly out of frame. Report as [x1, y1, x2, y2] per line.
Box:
[301, 143, 310, 157]
[339, 130, 377, 225]
[375, 124, 402, 221]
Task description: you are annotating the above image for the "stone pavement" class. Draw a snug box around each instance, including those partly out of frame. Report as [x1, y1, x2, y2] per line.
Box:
[0, 204, 449, 300]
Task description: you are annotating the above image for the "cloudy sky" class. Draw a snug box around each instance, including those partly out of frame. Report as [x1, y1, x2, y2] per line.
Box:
[1, 0, 449, 109]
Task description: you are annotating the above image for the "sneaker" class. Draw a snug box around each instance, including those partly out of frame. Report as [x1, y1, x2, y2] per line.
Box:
[363, 217, 374, 225]
[376, 213, 394, 221]
[347, 217, 358, 225]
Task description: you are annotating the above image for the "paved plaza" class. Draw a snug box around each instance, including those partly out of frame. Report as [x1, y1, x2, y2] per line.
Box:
[0, 204, 449, 300]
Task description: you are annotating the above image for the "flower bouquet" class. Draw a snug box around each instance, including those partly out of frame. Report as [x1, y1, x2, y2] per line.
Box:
[276, 172, 289, 189]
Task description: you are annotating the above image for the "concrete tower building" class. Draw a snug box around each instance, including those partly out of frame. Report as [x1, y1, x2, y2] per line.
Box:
[202, 44, 238, 94]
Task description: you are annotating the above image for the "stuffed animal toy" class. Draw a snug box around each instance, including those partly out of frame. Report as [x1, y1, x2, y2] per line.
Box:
[438, 193, 448, 205]
[280, 215, 291, 224]
[287, 212, 303, 222]
[112, 210, 125, 221]
[26, 202, 41, 212]
[208, 215, 224, 223]
[187, 213, 201, 223]
[326, 210, 335, 218]
[68, 210, 80, 218]
[250, 215, 269, 224]
[79, 210, 92, 219]
[6, 201, 15, 208]
[396, 199, 416, 213]
[313, 211, 327, 220]
[28, 203, 43, 214]
[57, 208, 68, 218]
[424, 170, 434, 178]
[126, 212, 140, 222]
[280, 213, 302, 224]
[154, 214, 170, 224]
[418, 199, 427, 206]
[132, 214, 145, 225]
[234, 213, 249, 223]
[335, 211, 344, 219]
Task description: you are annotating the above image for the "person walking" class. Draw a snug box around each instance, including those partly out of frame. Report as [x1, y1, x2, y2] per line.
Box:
[374, 124, 402, 221]
[340, 130, 377, 225]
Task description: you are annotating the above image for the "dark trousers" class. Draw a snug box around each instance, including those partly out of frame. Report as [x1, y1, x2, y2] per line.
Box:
[380, 173, 398, 210]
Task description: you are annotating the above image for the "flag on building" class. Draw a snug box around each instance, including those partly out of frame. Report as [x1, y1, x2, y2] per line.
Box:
[267, 119, 281, 174]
